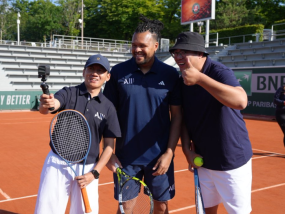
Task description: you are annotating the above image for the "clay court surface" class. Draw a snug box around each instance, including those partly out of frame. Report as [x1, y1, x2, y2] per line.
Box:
[0, 111, 285, 214]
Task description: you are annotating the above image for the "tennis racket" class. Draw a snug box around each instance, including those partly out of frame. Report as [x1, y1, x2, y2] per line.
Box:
[194, 168, 205, 214]
[115, 163, 154, 214]
[190, 143, 205, 214]
[50, 109, 92, 213]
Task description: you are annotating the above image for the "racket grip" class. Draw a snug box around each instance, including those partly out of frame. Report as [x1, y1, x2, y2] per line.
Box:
[40, 82, 54, 111]
[81, 187, 92, 213]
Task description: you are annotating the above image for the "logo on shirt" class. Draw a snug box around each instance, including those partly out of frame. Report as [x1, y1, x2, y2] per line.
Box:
[169, 184, 175, 191]
[158, 81, 165, 86]
[94, 112, 105, 120]
[124, 78, 134, 84]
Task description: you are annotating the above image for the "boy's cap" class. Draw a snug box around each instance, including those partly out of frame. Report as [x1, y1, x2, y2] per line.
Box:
[170, 32, 209, 55]
[84, 54, 110, 72]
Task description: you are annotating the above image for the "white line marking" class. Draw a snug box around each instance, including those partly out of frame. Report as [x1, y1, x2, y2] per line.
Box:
[252, 148, 285, 156]
[98, 181, 114, 186]
[0, 188, 10, 199]
[251, 183, 285, 193]
[169, 205, 196, 213]
[0, 195, 37, 203]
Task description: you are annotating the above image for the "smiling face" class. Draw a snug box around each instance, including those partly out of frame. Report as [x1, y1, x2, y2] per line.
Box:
[172, 49, 205, 71]
[83, 64, 110, 91]
[131, 31, 158, 69]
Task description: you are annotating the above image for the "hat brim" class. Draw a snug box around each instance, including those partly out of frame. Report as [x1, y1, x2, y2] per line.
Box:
[85, 62, 110, 72]
[170, 43, 209, 55]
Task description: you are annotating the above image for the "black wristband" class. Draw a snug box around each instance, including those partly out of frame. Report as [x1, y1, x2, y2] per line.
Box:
[91, 169, 100, 179]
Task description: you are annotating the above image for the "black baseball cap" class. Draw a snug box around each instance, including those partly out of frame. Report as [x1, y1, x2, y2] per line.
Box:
[170, 32, 209, 55]
[84, 54, 110, 72]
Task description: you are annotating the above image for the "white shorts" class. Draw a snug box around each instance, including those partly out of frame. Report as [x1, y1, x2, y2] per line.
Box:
[198, 159, 252, 214]
[34, 150, 99, 214]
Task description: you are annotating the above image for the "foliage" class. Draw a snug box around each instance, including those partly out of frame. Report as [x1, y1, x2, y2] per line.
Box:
[1, 0, 285, 43]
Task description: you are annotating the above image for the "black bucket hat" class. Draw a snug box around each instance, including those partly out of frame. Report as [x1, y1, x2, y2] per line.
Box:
[170, 32, 209, 55]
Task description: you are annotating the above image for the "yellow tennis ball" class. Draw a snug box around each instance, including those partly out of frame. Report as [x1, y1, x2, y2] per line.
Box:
[194, 157, 203, 167]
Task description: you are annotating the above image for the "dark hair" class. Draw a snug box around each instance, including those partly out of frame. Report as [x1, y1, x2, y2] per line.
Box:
[134, 15, 164, 42]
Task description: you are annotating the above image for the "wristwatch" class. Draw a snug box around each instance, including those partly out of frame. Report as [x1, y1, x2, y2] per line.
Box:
[91, 169, 100, 179]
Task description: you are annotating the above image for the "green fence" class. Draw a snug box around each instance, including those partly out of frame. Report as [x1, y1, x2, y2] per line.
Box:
[233, 67, 285, 117]
[0, 91, 56, 110]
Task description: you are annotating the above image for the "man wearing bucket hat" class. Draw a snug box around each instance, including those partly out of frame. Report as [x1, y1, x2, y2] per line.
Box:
[171, 32, 253, 214]
[35, 54, 121, 214]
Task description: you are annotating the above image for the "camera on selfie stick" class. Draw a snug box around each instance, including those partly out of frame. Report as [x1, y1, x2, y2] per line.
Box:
[38, 64, 54, 111]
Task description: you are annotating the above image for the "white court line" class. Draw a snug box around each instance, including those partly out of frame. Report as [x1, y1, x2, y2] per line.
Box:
[169, 205, 196, 213]
[0, 188, 10, 199]
[252, 148, 285, 156]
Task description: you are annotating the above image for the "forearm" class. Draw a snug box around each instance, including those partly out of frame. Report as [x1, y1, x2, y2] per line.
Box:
[165, 106, 182, 155]
[94, 138, 114, 173]
[181, 121, 192, 159]
[198, 73, 248, 110]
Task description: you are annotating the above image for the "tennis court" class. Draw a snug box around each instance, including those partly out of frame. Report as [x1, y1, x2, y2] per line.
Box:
[0, 111, 285, 214]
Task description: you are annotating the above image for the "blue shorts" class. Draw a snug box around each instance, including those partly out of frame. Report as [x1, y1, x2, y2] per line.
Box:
[113, 161, 175, 202]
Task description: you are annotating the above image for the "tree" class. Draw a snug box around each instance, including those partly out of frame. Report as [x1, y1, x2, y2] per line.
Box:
[84, 0, 164, 40]
[56, 0, 80, 36]
[211, 0, 250, 29]
[0, 0, 13, 41]
[158, 0, 188, 40]
[245, 0, 285, 27]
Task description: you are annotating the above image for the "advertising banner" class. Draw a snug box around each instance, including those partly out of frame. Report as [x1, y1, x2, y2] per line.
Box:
[233, 67, 285, 116]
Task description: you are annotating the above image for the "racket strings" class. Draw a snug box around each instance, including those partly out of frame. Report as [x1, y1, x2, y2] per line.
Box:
[120, 179, 152, 214]
[51, 111, 90, 162]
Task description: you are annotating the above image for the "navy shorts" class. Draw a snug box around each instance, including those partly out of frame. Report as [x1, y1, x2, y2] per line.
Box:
[113, 160, 175, 202]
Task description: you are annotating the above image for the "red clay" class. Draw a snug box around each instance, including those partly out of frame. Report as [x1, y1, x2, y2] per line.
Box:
[0, 112, 285, 213]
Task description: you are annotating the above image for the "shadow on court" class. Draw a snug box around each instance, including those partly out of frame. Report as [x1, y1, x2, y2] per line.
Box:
[0, 210, 18, 214]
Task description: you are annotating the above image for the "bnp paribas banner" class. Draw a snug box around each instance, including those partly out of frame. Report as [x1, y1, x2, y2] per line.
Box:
[0, 91, 56, 110]
[233, 67, 285, 116]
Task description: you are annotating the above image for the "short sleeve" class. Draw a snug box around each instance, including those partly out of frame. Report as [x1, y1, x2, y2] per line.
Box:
[103, 104, 121, 138]
[103, 68, 119, 108]
[54, 87, 71, 112]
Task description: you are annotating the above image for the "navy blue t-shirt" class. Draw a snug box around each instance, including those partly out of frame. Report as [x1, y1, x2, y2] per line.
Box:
[181, 57, 252, 170]
[103, 57, 181, 165]
[52, 82, 121, 164]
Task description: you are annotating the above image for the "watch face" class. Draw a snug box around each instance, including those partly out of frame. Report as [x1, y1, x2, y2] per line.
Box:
[92, 170, 99, 179]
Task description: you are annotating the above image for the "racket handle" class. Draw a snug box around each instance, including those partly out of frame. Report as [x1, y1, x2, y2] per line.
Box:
[81, 187, 92, 213]
[40, 82, 54, 111]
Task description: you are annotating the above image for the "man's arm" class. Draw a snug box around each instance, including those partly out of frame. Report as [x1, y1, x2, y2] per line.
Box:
[181, 57, 247, 110]
[76, 138, 115, 188]
[197, 74, 248, 110]
[152, 105, 182, 176]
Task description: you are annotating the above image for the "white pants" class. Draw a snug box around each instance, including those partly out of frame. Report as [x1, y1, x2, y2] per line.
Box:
[198, 159, 252, 214]
[34, 151, 99, 214]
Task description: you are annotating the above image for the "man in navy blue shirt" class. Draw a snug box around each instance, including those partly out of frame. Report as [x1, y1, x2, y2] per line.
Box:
[103, 15, 182, 214]
[35, 54, 121, 214]
[170, 32, 253, 214]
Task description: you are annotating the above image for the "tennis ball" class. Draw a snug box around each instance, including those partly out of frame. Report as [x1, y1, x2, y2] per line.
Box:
[194, 157, 203, 167]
